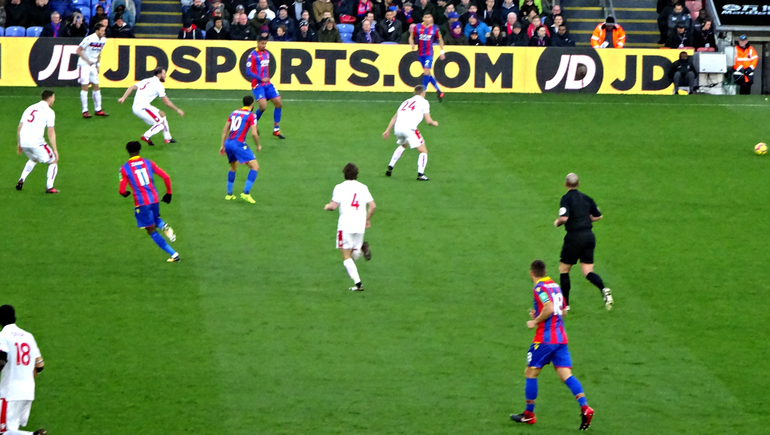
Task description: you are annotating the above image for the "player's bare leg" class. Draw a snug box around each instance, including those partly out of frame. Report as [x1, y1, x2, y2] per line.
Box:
[416, 143, 429, 181]
[144, 224, 179, 261]
[270, 96, 285, 139]
[580, 263, 612, 310]
[386, 144, 407, 176]
[559, 262, 573, 310]
[555, 367, 594, 430]
[226, 161, 239, 200]
[239, 160, 259, 204]
[511, 366, 540, 425]
[92, 83, 108, 116]
[341, 248, 363, 291]
[81, 84, 92, 117]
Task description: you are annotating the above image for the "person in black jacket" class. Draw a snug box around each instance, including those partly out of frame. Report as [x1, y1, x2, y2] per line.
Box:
[28, 0, 51, 27]
[507, 21, 528, 46]
[379, 7, 402, 42]
[667, 51, 696, 94]
[179, 17, 205, 39]
[693, 19, 716, 49]
[110, 14, 135, 37]
[666, 22, 691, 48]
[528, 25, 550, 46]
[206, 17, 231, 39]
[354, 19, 382, 42]
[486, 25, 506, 46]
[66, 11, 89, 37]
[185, 0, 210, 30]
[41, 11, 67, 36]
[295, 19, 317, 41]
[551, 24, 575, 47]
[6, 0, 29, 27]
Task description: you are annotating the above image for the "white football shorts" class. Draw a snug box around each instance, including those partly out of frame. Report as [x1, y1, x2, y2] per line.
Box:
[78, 63, 99, 85]
[20, 144, 56, 164]
[394, 128, 425, 149]
[336, 231, 363, 251]
[0, 398, 33, 431]
[133, 105, 162, 126]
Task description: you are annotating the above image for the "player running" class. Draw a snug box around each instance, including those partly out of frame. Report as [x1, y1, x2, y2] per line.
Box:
[409, 12, 445, 102]
[76, 23, 108, 118]
[117, 67, 184, 146]
[510, 260, 595, 431]
[246, 36, 285, 139]
[0, 305, 48, 435]
[119, 141, 180, 262]
[382, 85, 437, 181]
[15, 90, 59, 194]
[324, 163, 376, 292]
[220, 96, 262, 204]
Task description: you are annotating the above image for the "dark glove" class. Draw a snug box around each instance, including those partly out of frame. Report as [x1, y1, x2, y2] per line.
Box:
[746, 67, 754, 76]
[121, 191, 131, 198]
[162, 193, 172, 204]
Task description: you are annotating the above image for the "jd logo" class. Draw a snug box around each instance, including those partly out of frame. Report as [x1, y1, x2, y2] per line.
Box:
[536, 48, 603, 93]
[28, 37, 82, 86]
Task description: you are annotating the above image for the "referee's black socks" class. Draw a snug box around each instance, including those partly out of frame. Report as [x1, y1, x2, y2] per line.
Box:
[560, 273, 571, 305]
[586, 272, 605, 293]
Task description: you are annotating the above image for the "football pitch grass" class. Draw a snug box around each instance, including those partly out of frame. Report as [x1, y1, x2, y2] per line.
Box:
[1, 87, 769, 434]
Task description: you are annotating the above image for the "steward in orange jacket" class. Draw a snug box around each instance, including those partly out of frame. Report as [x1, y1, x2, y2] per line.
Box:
[591, 16, 626, 48]
[733, 35, 759, 95]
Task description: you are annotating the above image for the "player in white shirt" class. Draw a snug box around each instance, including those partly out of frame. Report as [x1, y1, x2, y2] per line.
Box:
[76, 23, 108, 118]
[0, 306, 47, 435]
[324, 163, 376, 291]
[118, 67, 185, 146]
[15, 90, 60, 194]
[382, 85, 439, 181]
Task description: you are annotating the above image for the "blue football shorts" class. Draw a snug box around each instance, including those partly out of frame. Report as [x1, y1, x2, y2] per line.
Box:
[527, 343, 572, 368]
[418, 55, 433, 69]
[252, 83, 280, 101]
[224, 139, 256, 164]
[135, 202, 162, 229]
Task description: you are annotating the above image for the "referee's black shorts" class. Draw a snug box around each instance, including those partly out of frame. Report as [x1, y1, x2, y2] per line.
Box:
[560, 230, 596, 265]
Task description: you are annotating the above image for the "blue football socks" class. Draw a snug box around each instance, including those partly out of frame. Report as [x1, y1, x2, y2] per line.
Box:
[243, 169, 258, 194]
[525, 378, 538, 412]
[430, 75, 441, 93]
[273, 108, 282, 126]
[256, 109, 264, 120]
[422, 75, 430, 88]
[155, 217, 166, 229]
[150, 231, 176, 256]
[565, 376, 588, 407]
[227, 170, 236, 195]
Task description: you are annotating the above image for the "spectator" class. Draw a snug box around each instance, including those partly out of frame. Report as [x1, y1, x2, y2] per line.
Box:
[111, 4, 135, 27]
[543, 4, 560, 27]
[93, 0, 111, 15]
[398, 1, 415, 28]
[259, 24, 272, 39]
[455, 0, 471, 16]
[179, 17, 205, 38]
[439, 10, 458, 35]
[313, 0, 333, 23]
[0, 4, 6, 28]
[548, 14, 563, 35]
[319, 17, 341, 41]
[270, 5, 296, 37]
[207, 7, 230, 32]
[28, 0, 51, 27]
[110, 14, 135, 37]
[691, 9, 705, 33]
[354, 11, 377, 36]
[693, 18, 716, 50]
[300, 10, 315, 30]
[91, 6, 108, 30]
[207, 16, 231, 38]
[591, 16, 625, 48]
[231, 12, 257, 38]
[460, 3, 479, 26]
[506, 20, 527, 45]
[657, 0, 689, 44]
[443, 20, 467, 45]
[668, 51, 696, 94]
[486, 25, 505, 45]
[528, 24, 549, 45]
[185, 0, 209, 29]
[355, 19, 382, 42]
[733, 34, 758, 94]
[92, 16, 109, 35]
[481, 0, 498, 26]
[295, 19, 316, 40]
[666, 22, 691, 48]
[334, 0, 355, 20]
[413, 0, 435, 23]
[526, 15, 548, 38]
[355, 0, 372, 21]
[666, 3, 690, 36]
[6, 0, 28, 28]
[551, 23, 575, 46]
[399, 22, 415, 43]
[41, 11, 66, 36]
[380, 7, 402, 42]
[464, 14, 489, 44]
[249, 9, 268, 32]
[273, 24, 293, 40]
[67, 11, 88, 37]
[256, 0, 276, 20]
[520, 0, 539, 17]
[523, 9, 537, 27]
[498, 0, 519, 27]
[290, 0, 310, 22]
[221, 0, 239, 15]
[468, 28, 482, 45]
[434, 0, 448, 26]
[502, 12, 517, 36]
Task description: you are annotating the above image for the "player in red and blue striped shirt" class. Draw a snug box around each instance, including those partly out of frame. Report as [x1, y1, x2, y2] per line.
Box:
[119, 141, 179, 262]
[409, 12, 446, 102]
[510, 260, 594, 430]
[219, 96, 261, 204]
[245, 37, 285, 139]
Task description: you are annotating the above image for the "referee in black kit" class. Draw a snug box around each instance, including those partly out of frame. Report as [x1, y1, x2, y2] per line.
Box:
[554, 173, 614, 311]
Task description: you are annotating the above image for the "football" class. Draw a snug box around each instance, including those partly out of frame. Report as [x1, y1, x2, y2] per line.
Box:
[755, 143, 767, 155]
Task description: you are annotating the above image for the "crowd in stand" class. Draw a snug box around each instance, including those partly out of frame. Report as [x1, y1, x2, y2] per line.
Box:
[176, 0, 575, 45]
[0, 0, 137, 37]
[657, 0, 715, 50]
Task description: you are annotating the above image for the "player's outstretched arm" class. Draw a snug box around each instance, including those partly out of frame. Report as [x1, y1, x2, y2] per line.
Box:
[366, 201, 376, 228]
[590, 215, 602, 222]
[220, 120, 231, 155]
[161, 96, 184, 117]
[118, 85, 137, 104]
[47, 127, 58, 163]
[250, 123, 262, 152]
[423, 113, 438, 127]
[324, 201, 339, 211]
[383, 114, 397, 139]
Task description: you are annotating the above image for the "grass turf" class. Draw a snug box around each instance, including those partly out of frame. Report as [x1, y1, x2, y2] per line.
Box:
[1, 87, 769, 434]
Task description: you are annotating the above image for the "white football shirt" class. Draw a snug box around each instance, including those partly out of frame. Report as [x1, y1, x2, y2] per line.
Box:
[77, 32, 107, 65]
[394, 95, 430, 131]
[0, 324, 41, 401]
[133, 77, 167, 109]
[18, 101, 55, 147]
[332, 180, 374, 234]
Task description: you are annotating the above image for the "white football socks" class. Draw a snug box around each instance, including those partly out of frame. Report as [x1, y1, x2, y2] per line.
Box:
[93, 90, 102, 111]
[389, 146, 405, 167]
[20, 160, 36, 181]
[144, 122, 164, 139]
[418, 153, 428, 174]
[80, 90, 89, 113]
[161, 117, 172, 140]
[352, 249, 362, 261]
[46, 163, 58, 189]
[343, 258, 360, 284]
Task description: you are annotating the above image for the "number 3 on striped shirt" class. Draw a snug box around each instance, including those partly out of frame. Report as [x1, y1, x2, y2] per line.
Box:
[134, 168, 150, 186]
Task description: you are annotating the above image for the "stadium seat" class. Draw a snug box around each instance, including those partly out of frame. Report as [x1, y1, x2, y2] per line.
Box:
[72, 0, 90, 6]
[340, 32, 353, 43]
[5, 26, 26, 37]
[337, 24, 354, 33]
[0, 27, 4, 37]
[26, 26, 43, 37]
[696, 47, 716, 52]
[51, 1, 68, 15]
[200, 30, 206, 38]
[78, 6, 92, 21]
[686, 0, 702, 17]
